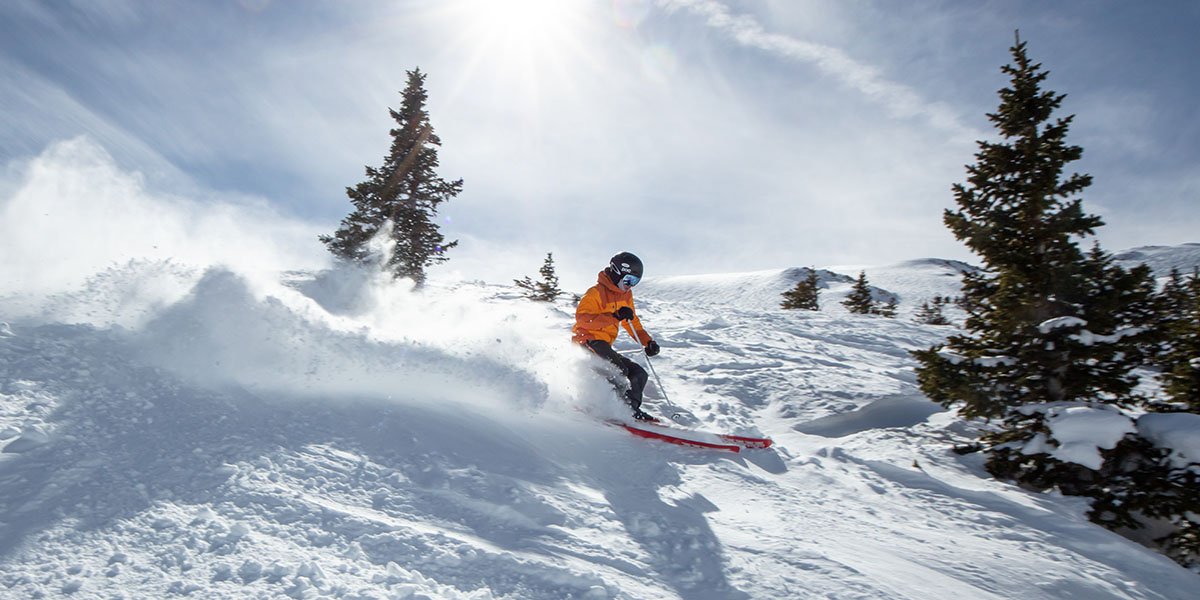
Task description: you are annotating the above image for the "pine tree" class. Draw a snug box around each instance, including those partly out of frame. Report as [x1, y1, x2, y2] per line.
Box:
[872, 298, 898, 318]
[912, 35, 1156, 423]
[515, 253, 563, 302]
[1157, 268, 1200, 412]
[915, 297, 951, 325]
[320, 68, 461, 287]
[905, 36, 1196, 566]
[1159, 268, 1190, 321]
[781, 268, 821, 310]
[842, 271, 875, 314]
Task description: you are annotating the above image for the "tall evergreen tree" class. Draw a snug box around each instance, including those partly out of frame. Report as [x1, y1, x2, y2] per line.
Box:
[781, 268, 821, 310]
[912, 35, 1156, 424]
[515, 253, 563, 302]
[911, 34, 1188, 570]
[842, 271, 875, 314]
[320, 68, 461, 287]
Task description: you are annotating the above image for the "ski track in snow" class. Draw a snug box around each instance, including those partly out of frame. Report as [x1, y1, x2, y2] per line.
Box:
[1, 257, 1198, 599]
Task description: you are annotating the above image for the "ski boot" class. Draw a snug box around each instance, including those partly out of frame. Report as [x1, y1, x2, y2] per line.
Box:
[631, 407, 656, 422]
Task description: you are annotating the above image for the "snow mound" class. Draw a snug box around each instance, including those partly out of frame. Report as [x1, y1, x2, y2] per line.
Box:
[1039, 406, 1137, 470]
[1139, 413, 1200, 469]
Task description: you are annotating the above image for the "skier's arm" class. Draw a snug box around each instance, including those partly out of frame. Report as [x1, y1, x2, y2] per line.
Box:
[574, 288, 618, 333]
[630, 310, 651, 346]
[630, 313, 661, 356]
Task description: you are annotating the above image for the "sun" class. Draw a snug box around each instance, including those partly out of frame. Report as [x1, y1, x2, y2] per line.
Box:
[450, 0, 587, 62]
[432, 0, 603, 119]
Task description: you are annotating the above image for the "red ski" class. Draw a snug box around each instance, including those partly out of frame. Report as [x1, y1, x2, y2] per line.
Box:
[607, 419, 773, 453]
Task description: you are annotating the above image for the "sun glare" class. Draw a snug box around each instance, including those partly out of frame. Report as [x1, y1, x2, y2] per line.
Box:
[455, 0, 584, 59]
[434, 0, 605, 121]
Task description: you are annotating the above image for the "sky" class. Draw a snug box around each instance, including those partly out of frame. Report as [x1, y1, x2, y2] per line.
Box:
[1, 0, 1198, 291]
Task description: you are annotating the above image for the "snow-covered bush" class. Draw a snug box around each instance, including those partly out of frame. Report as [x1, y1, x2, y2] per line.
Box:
[983, 406, 1200, 570]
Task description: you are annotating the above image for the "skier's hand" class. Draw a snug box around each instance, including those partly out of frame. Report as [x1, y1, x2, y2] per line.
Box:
[612, 307, 634, 321]
[644, 340, 661, 357]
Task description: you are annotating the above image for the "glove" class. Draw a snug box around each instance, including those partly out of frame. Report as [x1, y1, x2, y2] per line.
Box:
[644, 340, 660, 357]
[612, 306, 635, 321]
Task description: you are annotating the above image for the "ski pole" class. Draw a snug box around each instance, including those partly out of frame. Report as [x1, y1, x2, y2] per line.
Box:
[621, 321, 671, 406]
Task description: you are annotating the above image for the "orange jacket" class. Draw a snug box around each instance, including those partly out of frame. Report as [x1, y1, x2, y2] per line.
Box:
[572, 271, 652, 346]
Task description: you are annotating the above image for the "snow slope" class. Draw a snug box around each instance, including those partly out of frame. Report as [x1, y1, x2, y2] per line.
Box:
[3, 256, 1198, 599]
[2, 145, 1198, 598]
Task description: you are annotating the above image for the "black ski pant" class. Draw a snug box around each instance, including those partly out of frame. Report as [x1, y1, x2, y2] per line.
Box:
[585, 340, 648, 410]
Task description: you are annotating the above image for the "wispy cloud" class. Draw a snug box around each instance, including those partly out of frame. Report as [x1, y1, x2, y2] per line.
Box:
[656, 0, 978, 141]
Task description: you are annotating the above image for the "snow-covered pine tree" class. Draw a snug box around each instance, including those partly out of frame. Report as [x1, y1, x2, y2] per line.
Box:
[320, 68, 461, 287]
[1086, 433, 1200, 569]
[1157, 267, 1200, 412]
[1079, 264, 1200, 569]
[781, 268, 820, 310]
[842, 271, 875, 314]
[910, 35, 1188, 564]
[1065, 242, 1159, 396]
[515, 253, 563, 302]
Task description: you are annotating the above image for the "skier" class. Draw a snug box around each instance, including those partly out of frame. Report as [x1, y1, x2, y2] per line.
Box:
[572, 252, 661, 421]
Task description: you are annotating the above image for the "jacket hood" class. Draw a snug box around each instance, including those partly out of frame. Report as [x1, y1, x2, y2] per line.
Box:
[597, 270, 629, 295]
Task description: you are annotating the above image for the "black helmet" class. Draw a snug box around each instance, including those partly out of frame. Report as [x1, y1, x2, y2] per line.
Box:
[607, 252, 643, 289]
[608, 252, 643, 277]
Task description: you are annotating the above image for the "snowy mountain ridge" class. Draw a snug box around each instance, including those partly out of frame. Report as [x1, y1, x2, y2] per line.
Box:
[1115, 243, 1200, 277]
[637, 258, 974, 316]
[2, 245, 1199, 599]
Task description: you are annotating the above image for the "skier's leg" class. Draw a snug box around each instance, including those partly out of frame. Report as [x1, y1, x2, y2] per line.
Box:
[588, 355, 627, 393]
[621, 359, 648, 409]
[585, 340, 649, 410]
[619, 361, 654, 420]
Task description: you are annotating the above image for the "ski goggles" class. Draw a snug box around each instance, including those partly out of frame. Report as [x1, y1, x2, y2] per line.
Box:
[619, 274, 640, 289]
